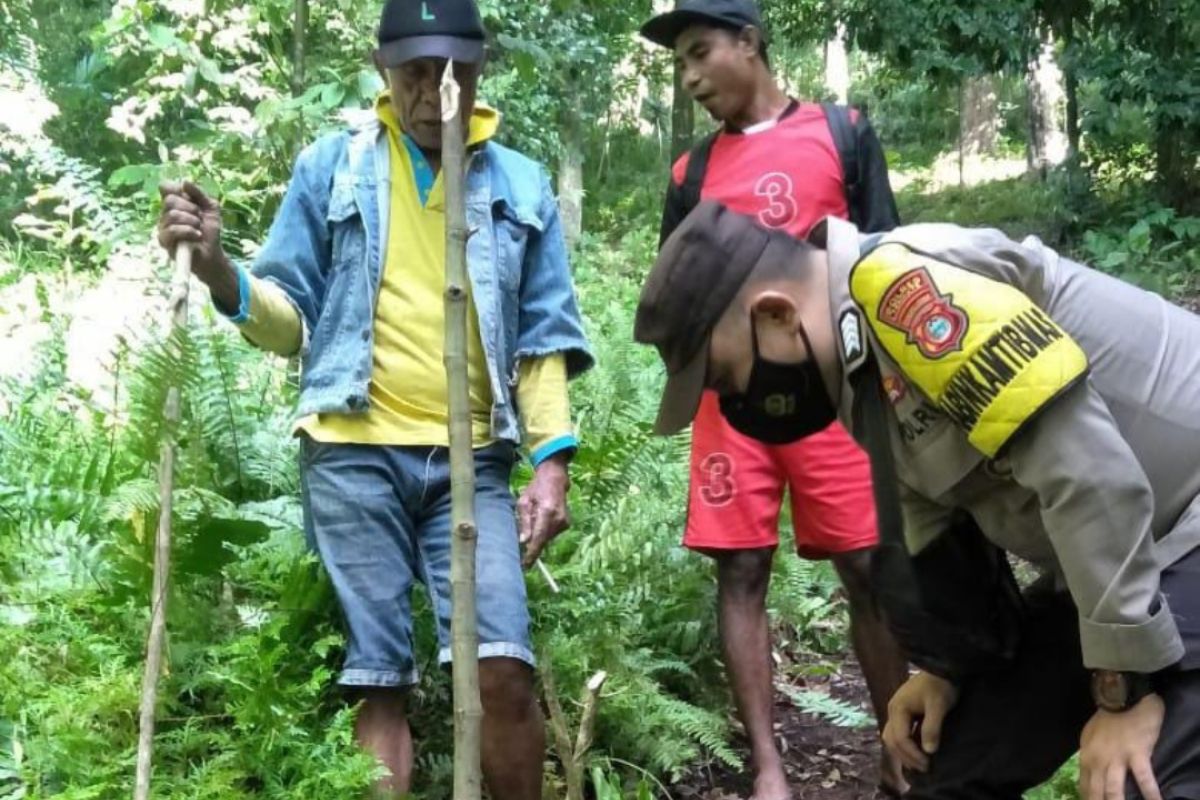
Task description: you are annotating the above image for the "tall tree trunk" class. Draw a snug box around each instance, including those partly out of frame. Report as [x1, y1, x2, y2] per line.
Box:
[957, 83, 965, 187]
[1063, 66, 1080, 159]
[133, 243, 192, 800]
[558, 71, 584, 248]
[1060, 17, 1081, 160]
[1025, 30, 1068, 177]
[667, 0, 694, 160]
[1157, 123, 1198, 212]
[440, 63, 483, 800]
[291, 0, 308, 97]
[670, 58, 695, 161]
[824, 23, 851, 104]
[960, 74, 1000, 158]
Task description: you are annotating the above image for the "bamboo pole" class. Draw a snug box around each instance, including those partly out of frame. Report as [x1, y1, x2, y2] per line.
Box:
[440, 63, 483, 800]
[133, 242, 192, 800]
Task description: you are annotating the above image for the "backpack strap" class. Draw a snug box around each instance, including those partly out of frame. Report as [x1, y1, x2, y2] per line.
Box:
[822, 102, 861, 213]
[679, 131, 719, 216]
[849, 355, 920, 610]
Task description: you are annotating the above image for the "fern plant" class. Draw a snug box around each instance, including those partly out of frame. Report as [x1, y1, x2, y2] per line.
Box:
[780, 686, 873, 730]
[0, 717, 25, 800]
[0, 312, 382, 798]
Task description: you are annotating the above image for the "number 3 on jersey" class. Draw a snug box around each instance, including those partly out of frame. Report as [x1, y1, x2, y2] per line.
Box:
[698, 452, 737, 507]
[754, 172, 798, 229]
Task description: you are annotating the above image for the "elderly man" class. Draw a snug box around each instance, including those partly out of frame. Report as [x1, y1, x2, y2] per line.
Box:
[157, 0, 591, 796]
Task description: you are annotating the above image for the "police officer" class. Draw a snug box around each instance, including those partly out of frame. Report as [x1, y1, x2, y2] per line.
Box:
[634, 200, 1200, 800]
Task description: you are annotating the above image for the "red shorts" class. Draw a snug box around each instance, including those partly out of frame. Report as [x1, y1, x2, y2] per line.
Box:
[684, 392, 879, 558]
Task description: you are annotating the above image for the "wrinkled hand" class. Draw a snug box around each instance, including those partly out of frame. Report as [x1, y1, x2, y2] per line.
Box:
[1080, 694, 1164, 800]
[517, 454, 571, 569]
[882, 671, 960, 774]
[157, 181, 238, 309]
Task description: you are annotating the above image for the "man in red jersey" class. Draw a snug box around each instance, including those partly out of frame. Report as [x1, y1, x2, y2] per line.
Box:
[641, 1, 908, 797]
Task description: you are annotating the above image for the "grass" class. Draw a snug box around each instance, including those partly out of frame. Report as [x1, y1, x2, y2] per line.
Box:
[897, 172, 1078, 246]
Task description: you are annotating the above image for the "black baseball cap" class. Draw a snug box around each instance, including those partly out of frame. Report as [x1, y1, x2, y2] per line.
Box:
[377, 0, 486, 67]
[634, 201, 797, 435]
[640, 0, 765, 49]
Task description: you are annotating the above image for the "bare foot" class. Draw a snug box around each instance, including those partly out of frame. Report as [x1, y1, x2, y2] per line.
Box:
[750, 764, 792, 800]
[878, 749, 909, 797]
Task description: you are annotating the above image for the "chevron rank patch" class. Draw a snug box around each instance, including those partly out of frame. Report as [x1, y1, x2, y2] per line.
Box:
[839, 308, 864, 364]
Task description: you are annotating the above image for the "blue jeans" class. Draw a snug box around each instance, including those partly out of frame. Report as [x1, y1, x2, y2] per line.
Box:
[299, 438, 533, 687]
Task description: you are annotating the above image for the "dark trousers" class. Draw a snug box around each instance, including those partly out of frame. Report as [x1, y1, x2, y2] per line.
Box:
[907, 588, 1200, 800]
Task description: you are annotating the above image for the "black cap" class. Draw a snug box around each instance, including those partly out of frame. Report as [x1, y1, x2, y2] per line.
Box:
[377, 0, 486, 67]
[640, 0, 765, 49]
[634, 201, 796, 435]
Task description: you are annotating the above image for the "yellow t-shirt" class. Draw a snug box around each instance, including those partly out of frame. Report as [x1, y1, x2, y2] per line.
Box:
[234, 94, 574, 460]
[302, 97, 498, 445]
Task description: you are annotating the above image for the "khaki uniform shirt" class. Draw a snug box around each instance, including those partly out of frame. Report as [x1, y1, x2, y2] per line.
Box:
[819, 216, 1200, 673]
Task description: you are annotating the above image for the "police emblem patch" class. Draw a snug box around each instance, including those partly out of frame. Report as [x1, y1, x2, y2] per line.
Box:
[877, 267, 968, 359]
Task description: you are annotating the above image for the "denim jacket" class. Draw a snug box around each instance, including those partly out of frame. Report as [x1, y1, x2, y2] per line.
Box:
[241, 116, 593, 444]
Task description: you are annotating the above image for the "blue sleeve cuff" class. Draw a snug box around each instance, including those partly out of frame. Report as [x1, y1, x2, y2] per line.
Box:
[220, 264, 252, 324]
[530, 435, 578, 468]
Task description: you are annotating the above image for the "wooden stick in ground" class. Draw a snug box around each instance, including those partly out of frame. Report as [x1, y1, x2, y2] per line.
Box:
[542, 660, 580, 800]
[543, 662, 608, 800]
[133, 241, 192, 800]
[574, 670, 608, 762]
[440, 61, 483, 800]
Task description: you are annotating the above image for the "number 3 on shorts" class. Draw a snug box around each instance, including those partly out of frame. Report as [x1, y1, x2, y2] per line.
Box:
[699, 452, 737, 507]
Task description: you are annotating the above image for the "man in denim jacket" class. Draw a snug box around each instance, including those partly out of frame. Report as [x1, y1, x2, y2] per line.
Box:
[157, 0, 591, 795]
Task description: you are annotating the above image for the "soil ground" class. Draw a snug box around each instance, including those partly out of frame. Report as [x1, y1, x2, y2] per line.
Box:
[670, 659, 893, 800]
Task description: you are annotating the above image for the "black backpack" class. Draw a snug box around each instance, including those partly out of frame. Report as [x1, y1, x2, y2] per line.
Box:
[678, 103, 869, 227]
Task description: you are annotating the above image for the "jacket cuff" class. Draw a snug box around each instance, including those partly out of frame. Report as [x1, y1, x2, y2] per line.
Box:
[530, 434, 578, 467]
[218, 264, 252, 324]
[1078, 595, 1185, 672]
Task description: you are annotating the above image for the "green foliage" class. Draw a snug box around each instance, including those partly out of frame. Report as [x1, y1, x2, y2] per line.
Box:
[0, 78, 139, 271]
[6, 1, 1198, 797]
[582, 133, 674, 241]
[590, 763, 657, 800]
[479, 0, 652, 166]
[779, 687, 873, 729]
[0, 318, 382, 798]
[0, 214, 801, 797]
[1027, 756, 1081, 800]
[524, 231, 747, 783]
[1077, 1, 1200, 207]
[841, 0, 1200, 204]
[87, 0, 382, 240]
[1080, 205, 1200, 294]
[897, 173, 1079, 245]
[1079, 2, 1200, 142]
[841, 0, 1041, 80]
[768, 555, 844, 654]
[0, 0, 37, 72]
[853, 70, 961, 154]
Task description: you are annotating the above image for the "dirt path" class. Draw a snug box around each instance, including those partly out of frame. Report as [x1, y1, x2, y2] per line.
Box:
[670, 660, 891, 800]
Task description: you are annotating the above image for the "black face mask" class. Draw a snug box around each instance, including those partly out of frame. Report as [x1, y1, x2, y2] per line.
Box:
[719, 316, 837, 444]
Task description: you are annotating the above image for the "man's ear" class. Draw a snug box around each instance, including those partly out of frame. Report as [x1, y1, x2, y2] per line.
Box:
[749, 291, 798, 327]
[737, 25, 761, 57]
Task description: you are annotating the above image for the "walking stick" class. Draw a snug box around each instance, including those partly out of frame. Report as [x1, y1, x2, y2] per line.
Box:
[133, 241, 192, 800]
